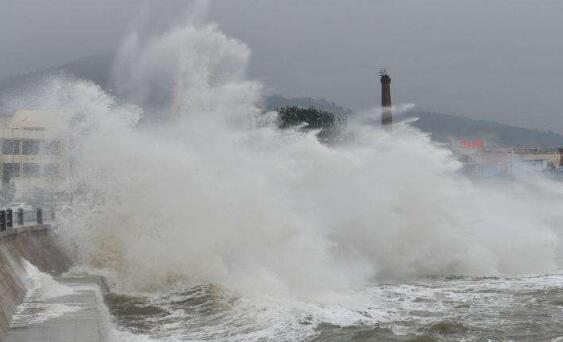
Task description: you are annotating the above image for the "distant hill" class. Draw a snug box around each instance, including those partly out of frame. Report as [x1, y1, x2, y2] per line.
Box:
[409, 111, 563, 148]
[0, 53, 114, 99]
[1, 55, 562, 148]
[266, 96, 563, 147]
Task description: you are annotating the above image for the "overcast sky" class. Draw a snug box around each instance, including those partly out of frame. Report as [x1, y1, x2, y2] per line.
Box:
[1, 0, 562, 132]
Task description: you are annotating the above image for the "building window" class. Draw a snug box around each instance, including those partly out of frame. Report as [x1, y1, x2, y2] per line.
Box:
[3, 163, 21, 179]
[22, 139, 41, 155]
[44, 140, 61, 154]
[43, 164, 60, 177]
[2, 139, 20, 155]
[22, 163, 41, 177]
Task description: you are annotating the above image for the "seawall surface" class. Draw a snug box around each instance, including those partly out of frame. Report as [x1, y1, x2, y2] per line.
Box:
[0, 226, 70, 340]
[5, 276, 108, 342]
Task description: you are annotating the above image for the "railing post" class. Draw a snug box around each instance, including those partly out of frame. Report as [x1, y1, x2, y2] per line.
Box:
[17, 208, 24, 226]
[6, 209, 13, 228]
[36, 208, 43, 225]
[0, 210, 6, 232]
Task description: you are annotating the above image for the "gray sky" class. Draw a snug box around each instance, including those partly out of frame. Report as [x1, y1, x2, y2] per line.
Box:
[1, 0, 562, 132]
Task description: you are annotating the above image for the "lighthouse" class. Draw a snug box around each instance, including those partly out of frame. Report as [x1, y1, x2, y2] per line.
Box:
[380, 70, 392, 126]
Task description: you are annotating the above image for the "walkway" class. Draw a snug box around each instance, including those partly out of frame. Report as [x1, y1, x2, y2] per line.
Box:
[5, 276, 107, 342]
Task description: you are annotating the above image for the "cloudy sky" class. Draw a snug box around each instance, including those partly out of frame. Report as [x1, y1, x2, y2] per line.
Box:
[1, 0, 562, 132]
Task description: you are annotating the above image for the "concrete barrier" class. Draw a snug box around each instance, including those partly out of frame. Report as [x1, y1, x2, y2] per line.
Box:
[0, 224, 50, 239]
[0, 224, 71, 340]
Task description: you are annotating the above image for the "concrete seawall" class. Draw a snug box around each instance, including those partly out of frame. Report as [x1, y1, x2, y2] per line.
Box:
[0, 226, 71, 340]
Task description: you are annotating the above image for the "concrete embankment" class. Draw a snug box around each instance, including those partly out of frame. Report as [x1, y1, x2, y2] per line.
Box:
[0, 226, 71, 340]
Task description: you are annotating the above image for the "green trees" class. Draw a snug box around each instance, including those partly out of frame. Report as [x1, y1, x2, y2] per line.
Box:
[265, 95, 351, 117]
[276, 106, 345, 142]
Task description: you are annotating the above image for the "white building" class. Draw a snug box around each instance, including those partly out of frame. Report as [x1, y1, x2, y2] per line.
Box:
[0, 110, 72, 201]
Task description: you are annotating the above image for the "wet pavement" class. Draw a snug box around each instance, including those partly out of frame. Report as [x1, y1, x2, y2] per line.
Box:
[6, 277, 106, 342]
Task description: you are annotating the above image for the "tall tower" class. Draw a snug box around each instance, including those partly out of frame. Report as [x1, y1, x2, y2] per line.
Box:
[380, 70, 392, 126]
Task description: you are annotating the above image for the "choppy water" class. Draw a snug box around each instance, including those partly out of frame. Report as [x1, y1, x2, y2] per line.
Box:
[105, 274, 563, 341]
[14, 259, 563, 341]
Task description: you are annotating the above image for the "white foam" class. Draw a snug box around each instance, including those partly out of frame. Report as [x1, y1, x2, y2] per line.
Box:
[5, 2, 563, 331]
[10, 260, 79, 328]
[21, 260, 75, 299]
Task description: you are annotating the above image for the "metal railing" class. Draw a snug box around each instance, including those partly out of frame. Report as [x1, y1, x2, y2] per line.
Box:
[0, 207, 54, 232]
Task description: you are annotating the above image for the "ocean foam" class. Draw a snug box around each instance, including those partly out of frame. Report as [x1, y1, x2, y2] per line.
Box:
[10, 260, 79, 328]
[4, 4, 563, 338]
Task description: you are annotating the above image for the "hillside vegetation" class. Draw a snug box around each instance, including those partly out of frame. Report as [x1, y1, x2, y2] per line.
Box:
[409, 111, 563, 147]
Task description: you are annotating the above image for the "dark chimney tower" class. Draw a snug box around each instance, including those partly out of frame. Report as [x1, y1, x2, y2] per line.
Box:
[380, 70, 392, 126]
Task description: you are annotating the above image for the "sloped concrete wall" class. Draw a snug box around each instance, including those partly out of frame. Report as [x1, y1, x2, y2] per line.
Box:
[0, 227, 70, 340]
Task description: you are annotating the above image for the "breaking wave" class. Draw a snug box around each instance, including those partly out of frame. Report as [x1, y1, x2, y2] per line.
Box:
[10, 260, 78, 328]
[8, 10, 563, 303]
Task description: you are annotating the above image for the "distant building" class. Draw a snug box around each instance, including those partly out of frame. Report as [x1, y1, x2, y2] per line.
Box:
[513, 148, 562, 171]
[0, 110, 72, 199]
[457, 145, 563, 179]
